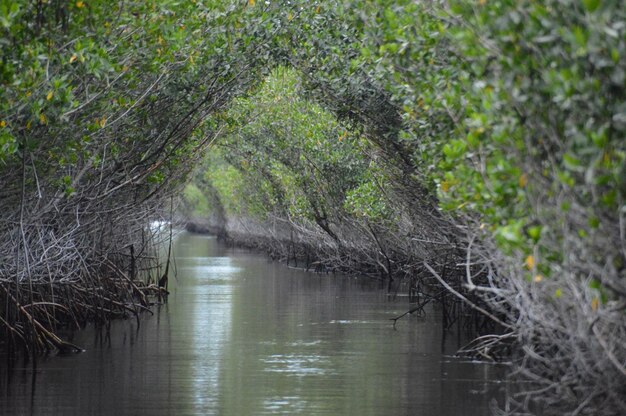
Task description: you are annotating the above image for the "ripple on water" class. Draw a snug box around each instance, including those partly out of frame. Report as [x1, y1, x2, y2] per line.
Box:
[262, 396, 307, 414]
[261, 354, 336, 377]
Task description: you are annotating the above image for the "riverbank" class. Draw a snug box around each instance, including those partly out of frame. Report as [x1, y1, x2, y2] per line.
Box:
[0, 221, 173, 357]
[183, 215, 502, 340]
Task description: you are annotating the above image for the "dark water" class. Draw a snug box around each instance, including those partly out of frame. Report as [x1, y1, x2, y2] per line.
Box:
[1, 232, 504, 415]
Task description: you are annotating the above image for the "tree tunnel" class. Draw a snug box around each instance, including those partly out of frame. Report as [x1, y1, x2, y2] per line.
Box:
[1, 1, 625, 414]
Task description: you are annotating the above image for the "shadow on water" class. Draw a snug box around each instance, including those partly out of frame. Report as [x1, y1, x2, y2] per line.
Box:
[0, 231, 506, 416]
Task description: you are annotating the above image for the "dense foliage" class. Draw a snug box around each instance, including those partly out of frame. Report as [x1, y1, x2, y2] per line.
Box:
[1, 0, 624, 414]
[0, 0, 262, 353]
[185, 1, 626, 414]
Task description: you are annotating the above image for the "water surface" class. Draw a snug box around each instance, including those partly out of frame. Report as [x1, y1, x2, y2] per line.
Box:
[1, 232, 503, 415]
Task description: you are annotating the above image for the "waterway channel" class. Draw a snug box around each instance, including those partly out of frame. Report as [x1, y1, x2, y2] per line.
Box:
[1, 231, 504, 415]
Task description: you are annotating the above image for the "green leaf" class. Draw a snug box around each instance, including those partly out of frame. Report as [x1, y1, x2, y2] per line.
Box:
[563, 153, 581, 169]
[588, 216, 600, 228]
[589, 279, 601, 290]
[581, 0, 601, 12]
[527, 225, 542, 242]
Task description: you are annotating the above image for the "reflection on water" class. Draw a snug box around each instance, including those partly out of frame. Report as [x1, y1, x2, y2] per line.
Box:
[0, 232, 504, 415]
[261, 353, 335, 376]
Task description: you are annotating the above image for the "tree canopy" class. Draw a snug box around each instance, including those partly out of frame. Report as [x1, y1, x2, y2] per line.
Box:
[1, 1, 625, 414]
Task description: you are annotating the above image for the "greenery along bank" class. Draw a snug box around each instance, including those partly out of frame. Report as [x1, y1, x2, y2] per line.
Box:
[1, 1, 625, 415]
[0, 0, 267, 354]
[183, 1, 626, 414]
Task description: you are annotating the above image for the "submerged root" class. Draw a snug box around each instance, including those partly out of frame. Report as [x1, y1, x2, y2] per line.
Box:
[0, 268, 168, 355]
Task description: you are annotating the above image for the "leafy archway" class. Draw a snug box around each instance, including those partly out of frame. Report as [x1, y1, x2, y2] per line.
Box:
[1, 1, 624, 414]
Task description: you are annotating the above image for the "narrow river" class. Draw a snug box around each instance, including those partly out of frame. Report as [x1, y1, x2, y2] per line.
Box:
[1, 232, 504, 415]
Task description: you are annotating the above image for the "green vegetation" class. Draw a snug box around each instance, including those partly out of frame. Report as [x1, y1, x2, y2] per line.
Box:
[192, 67, 375, 225]
[1, 0, 624, 414]
[0, 0, 262, 353]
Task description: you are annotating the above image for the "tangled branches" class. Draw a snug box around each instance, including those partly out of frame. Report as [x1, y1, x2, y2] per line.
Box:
[449, 214, 626, 416]
[0, 1, 265, 355]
